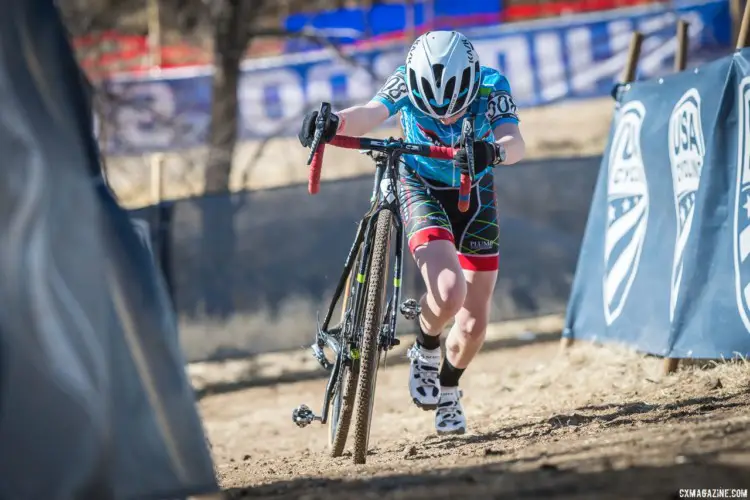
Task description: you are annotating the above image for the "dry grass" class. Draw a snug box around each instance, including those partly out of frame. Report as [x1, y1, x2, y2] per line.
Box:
[510, 342, 750, 421]
[188, 312, 750, 407]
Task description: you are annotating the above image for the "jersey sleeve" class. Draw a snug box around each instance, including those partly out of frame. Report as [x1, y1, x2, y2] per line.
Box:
[370, 66, 410, 117]
[484, 72, 520, 128]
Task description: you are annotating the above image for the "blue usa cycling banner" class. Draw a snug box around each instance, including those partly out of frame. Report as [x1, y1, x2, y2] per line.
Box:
[99, 0, 730, 156]
[563, 47, 750, 359]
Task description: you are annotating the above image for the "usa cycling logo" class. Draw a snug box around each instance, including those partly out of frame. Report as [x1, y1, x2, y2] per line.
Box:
[668, 89, 705, 323]
[604, 100, 649, 326]
[733, 77, 750, 333]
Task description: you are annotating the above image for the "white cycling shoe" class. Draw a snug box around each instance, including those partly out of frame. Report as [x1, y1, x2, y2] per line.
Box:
[435, 386, 466, 435]
[407, 343, 441, 410]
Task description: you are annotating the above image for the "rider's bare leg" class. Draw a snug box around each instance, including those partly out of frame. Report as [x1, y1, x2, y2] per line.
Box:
[407, 239, 466, 410]
[433, 268, 497, 434]
[443, 269, 497, 374]
[412, 240, 467, 337]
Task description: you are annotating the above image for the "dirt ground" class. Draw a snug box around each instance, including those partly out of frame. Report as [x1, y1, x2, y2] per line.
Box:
[197, 324, 750, 499]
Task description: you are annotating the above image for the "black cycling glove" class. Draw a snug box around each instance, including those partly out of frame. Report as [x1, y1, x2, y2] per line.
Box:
[453, 141, 506, 173]
[298, 109, 340, 148]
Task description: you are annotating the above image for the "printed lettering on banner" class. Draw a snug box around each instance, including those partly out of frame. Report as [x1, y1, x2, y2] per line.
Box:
[307, 59, 375, 106]
[668, 88, 705, 322]
[110, 81, 178, 151]
[733, 77, 750, 333]
[604, 100, 649, 326]
[97, 2, 722, 155]
[238, 68, 305, 136]
[473, 36, 534, 102]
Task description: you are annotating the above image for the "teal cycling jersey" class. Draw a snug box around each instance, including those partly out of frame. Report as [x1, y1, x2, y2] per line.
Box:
[371, 65, 519, 187]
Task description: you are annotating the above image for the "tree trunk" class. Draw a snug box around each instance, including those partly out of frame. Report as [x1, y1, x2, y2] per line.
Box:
[199, 0, 255, 320]
[204, 0, 252, 194]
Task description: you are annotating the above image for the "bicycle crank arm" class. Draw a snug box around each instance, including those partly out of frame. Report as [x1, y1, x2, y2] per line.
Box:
[292, 404, 323, 428]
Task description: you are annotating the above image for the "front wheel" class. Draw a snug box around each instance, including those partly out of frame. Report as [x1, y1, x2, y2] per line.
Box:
[352, 209, 392, 464]
[327, 250, 362, 457]
[328, 357, 359, 457]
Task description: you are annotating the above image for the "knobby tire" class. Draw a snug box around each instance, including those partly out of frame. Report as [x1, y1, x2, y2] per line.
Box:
[352, 210, 391, 464]
[328, 250, 362, 457]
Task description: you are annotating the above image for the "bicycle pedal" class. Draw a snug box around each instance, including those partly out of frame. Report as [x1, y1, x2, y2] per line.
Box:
[292, 404, 320, 428]
[399, 298, 421, 320]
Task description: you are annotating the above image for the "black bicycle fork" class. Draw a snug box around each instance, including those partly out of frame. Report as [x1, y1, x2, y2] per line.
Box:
[292, 152, 423, 428]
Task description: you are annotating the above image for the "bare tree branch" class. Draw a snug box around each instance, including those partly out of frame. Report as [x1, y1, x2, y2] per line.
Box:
[250, 27, 377, 80]
[234, 24, 383, 177]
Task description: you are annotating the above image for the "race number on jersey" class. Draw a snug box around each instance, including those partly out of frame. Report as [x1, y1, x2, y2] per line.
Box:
[486, 91, 518, 124]
[376, 72, 409, 106]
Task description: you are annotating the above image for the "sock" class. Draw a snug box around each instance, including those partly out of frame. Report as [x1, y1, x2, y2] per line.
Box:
[439, 358, 465, 387]
[416, 318, 441, 351]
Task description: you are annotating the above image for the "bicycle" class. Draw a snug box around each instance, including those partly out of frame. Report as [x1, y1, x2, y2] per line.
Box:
[291, 102, 477, 464]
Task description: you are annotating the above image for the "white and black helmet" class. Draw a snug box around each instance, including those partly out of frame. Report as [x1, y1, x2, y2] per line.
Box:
[405, 31, 481, 119]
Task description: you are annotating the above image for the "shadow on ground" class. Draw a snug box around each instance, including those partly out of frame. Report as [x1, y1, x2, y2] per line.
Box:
[194, 330, 561, 400]
[224, 459, 749, 499]
[215, 363, 750, 499]
[132, 156, 601, 363]
[426, 392, 750, 452]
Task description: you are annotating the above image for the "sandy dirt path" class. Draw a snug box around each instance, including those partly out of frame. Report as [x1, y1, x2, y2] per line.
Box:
[197, 330, 750, 499]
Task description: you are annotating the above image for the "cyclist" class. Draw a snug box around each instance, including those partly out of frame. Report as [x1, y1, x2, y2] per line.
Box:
[298, 31, 525, 435]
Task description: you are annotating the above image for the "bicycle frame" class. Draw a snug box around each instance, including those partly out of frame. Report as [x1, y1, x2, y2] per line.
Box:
[310, 146, 407, 426]
[294, 113, 467, 431]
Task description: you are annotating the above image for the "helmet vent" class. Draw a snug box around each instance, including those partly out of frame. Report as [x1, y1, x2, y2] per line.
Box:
[421, 77, 436, 104]
[453, 68, 471, 112]
[432, 64, 445, 88]
[403, 31, 481, 118]
[409, 68, 430, 113]
[443, 77, 456, 103]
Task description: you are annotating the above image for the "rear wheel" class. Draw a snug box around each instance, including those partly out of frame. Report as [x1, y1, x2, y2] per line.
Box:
[328, 251, 362, 457]
[352, 210, 392, 464]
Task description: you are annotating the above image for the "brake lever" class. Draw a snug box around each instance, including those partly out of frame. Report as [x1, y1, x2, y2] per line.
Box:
[461, 118, 476, 181]
[306, 130, 323, 165]
[456, 118, 476, 213]
[306, 102, 332, 165]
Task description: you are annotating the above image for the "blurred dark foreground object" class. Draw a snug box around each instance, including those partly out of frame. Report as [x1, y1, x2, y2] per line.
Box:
[0, 0, 220, 498]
